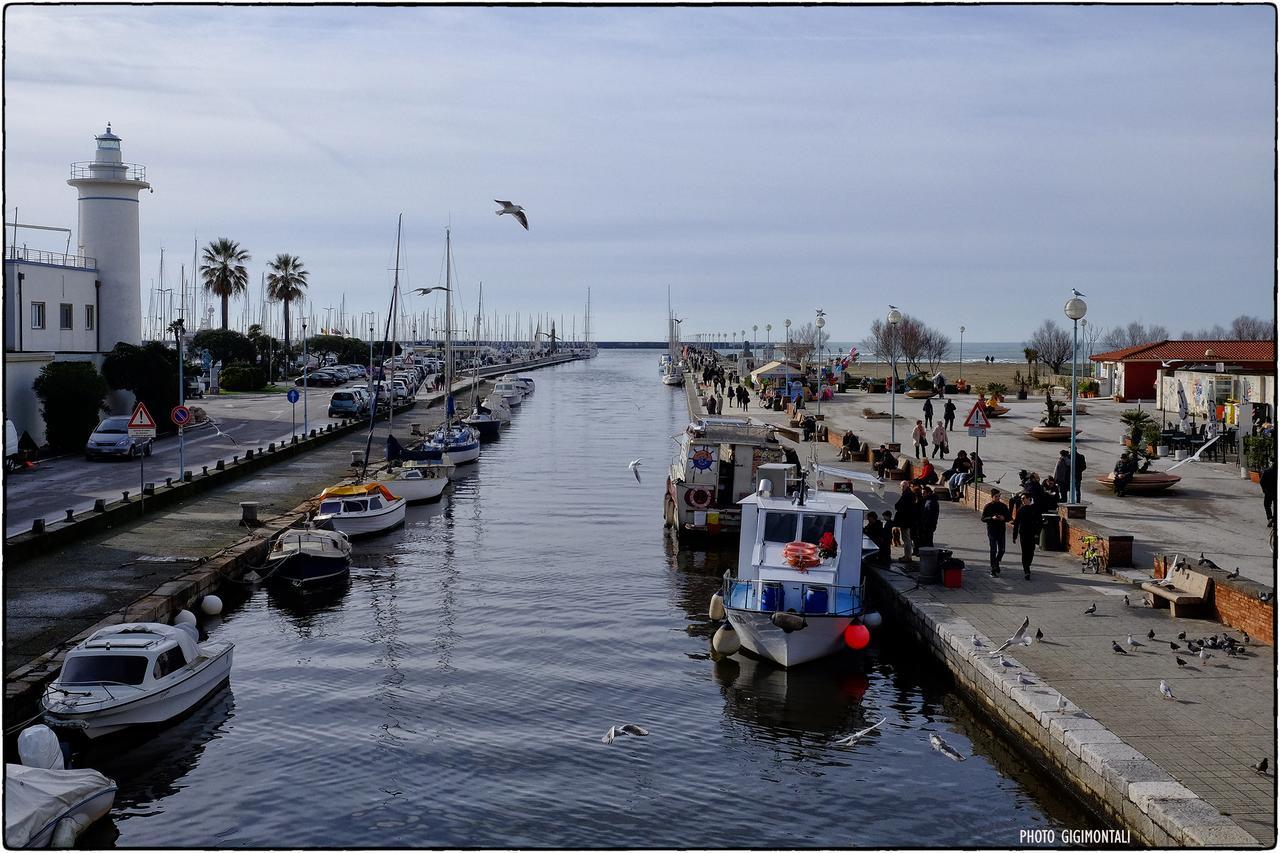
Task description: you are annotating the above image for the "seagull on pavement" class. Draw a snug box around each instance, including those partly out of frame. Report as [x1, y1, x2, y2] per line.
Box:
[1084, 602, 1097, 616]
[1252, 758, 1269, 775]
[628, 459, 642, 484]
[1126, 634, 1143, 649]
[494, 199, 529, 230]
[834, 718, 885, 746]
[1159, 680, 1175, 700]
[1199, 647, 1212, 662]
[1111, 641, 1128, 655]
[1055, 694, 1068, 713]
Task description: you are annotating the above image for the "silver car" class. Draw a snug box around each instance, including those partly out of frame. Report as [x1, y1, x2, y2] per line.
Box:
[85, 415, 153, 460]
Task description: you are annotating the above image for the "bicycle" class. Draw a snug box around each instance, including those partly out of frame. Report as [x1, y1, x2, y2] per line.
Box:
[1081, 535, 1102, 574]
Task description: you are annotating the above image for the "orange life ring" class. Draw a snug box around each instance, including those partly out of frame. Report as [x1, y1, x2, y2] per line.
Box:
[783, 541, 820, 571]
[685, 487, 712, 509]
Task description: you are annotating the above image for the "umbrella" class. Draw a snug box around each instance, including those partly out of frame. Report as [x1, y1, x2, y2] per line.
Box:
[1177, 381, 1189, 432]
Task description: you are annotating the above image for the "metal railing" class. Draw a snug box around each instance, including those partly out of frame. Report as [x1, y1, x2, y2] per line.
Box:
[4, 245, 97, 269]
[722, 576, 863, 616]
[69, 161, 147, 181]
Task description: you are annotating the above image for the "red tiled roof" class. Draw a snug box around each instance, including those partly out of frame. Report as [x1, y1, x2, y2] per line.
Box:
[1090, 340, 1275, 364]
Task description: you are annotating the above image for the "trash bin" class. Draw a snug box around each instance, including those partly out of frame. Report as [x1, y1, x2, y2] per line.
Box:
[918, 547, 941, 584]
[1039, 514, 1061, 550]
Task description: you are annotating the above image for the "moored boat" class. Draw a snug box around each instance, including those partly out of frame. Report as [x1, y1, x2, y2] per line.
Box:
[377, 460, 452, 503]
[314, 482, 407, 537]
[266, 527, 352, 590]
[5, 763, 117, 848]
[41, 623, 233, 739]
[420, 423, 481, 465]
[714, 464, 873, 668]
[665, 417, 788, 539]
[462, 406, 503, 440]
[492, 377, 525, 406]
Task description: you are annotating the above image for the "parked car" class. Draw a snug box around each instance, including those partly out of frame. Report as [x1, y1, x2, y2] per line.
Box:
[327, 390, 366, 418]
[391, 380, 410, 402]
[5, 420, 21, 471]
[85, 415, 153, 460]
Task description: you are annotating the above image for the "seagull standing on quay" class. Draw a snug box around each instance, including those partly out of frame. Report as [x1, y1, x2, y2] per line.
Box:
[494, 199, 529, 230]
[1159, 680, 1175, 700]
[628, 460, 642, 484]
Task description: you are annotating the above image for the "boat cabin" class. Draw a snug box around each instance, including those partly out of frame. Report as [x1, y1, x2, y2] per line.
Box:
[667, 418, 788, 536]
[56, 624, 197, 690]
[273, 528, 351, 556]
[727, 464, 867, 617]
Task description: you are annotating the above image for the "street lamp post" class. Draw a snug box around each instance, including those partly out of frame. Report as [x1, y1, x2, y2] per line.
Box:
[958, 325, 966, 383]
[171, 318, 185, 479]
[815, 312, 826, 426]
[302, 321, 309, 437]
[784, 318, 791, 363]
[766, 323, 772, 359]
[1065, 295, 1088, 503]
[888, 307, 903, 444]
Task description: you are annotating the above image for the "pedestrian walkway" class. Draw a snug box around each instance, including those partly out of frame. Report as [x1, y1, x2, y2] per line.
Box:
[698, 384, 1275, 845]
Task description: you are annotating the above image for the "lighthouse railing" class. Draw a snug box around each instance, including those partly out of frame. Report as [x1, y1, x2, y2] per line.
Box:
[69, 162, 147, 182]
[4, 245, 97, 270]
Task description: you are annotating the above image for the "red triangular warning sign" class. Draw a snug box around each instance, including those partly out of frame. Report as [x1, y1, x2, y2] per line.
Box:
[963, 401, 991, 429]
[127, 403, 156, 430]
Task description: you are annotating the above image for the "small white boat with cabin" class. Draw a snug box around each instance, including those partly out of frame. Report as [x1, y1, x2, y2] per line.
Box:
[377, 460, 451, 503]
[506, 374, 534, 396]
[492, 377, 525, 406]
[665, 417, 788, 538]
[41, 623, 233, 739]
[714, 464, 874, 668]
[314, 483, 407, 537]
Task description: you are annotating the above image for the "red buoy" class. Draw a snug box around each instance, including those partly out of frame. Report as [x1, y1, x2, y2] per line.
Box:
[844, 623, 871, 650]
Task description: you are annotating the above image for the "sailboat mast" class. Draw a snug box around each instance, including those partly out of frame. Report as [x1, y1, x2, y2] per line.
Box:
[444, 227, 454, 425]
[389, 219, 402, 433]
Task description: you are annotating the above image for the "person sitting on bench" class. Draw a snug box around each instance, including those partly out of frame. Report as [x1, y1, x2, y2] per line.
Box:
[945, 451, 973, 499]
[839, 430, 860, 461]
[913, 457, 939, 486]
[872, 444, 896, 479]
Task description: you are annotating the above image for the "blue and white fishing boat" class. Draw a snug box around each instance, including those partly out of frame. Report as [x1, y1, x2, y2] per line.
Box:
[712, 464, 876, 668]
[421, 421, 481, 465]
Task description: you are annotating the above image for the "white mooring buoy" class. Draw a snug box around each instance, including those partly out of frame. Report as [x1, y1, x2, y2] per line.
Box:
[174, 609, 197, 626]
[199, 595, 223, 616]
[863, 611, 883, 629]
[712, 622, 741, 655]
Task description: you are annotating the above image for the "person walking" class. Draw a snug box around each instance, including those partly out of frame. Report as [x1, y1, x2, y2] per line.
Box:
[919, 487, 940, 547]
[981, 489, 1011, 576]
[716, 390, 724, 414]
[911, 419, 928, 459]
[1011, 494, 1042, 580]
[894, 483, 918, 564]
[739, 386, 749, 410]
[943, 398, 957, 431]
[923, 398, 934, 428]
[1262, 462, 1276, 524]
[1053, 450, 1071, 502]
[931, 422, 948, 459]
[1071, 449, 1086, 501]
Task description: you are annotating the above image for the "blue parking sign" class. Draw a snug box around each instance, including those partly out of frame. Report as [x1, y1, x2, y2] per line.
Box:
[287, 388, 300, 404]
[201, 349, 212, 370]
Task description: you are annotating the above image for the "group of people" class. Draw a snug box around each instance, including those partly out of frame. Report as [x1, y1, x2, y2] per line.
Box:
[703, 384, 750, 415]
[863, 482, 941, 566]
[975, 453, 1084, 579]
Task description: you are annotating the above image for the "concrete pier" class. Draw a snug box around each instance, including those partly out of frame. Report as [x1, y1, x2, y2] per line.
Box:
[684, 367, 1273, 846]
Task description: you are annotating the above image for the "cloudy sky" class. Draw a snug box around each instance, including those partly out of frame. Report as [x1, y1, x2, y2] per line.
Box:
[4, 4, 1274, 344]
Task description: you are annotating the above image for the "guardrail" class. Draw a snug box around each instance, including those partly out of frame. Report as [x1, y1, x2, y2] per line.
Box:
[722, 576, 863, 616]
[4, 245, 97, 269]
[69, 161, 147, 182]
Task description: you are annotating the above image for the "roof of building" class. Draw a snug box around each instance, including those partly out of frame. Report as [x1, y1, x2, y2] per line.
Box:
[1090, 340, 1275, 364]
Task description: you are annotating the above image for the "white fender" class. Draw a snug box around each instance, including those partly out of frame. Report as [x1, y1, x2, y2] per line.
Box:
[712, 622, 741, 655]
[708, 592, 725, 621]
[200, 595, 224, 616]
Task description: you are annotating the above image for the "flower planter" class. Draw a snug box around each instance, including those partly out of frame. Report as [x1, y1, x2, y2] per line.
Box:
[1095, 471, 1181, 494]
[1249, 470, 1262, 484]
[906, 389, 934, 399]
[985, 405, 1011, 418]
[1026, 426, 1079, 441]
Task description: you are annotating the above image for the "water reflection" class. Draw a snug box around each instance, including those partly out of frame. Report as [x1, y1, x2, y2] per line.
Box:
[714, 653, 871, 737]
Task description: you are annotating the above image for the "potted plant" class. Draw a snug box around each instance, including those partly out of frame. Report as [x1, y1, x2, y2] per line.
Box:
[1028, 389, 1076, 441]
[1120, 409, 1155, 448]
[1141, 423, 1162, 457]
[1014, 370, 1029, 401]
[1078, 378, 1100, 399]
[986, 382, 1008, 403]
[1244, 436, 1276, 483]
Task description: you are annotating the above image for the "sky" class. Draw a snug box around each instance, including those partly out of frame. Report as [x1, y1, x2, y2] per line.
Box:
[4, 4, 1275, 344]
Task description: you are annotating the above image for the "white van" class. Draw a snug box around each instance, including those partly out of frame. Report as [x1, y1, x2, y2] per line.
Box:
[5, 420, 20, 470]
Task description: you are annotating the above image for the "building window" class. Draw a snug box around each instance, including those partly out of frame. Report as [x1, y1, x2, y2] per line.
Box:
[85, 305, 95, 331]
[60, 303, 73, 330]
[31, 302, 45, 330]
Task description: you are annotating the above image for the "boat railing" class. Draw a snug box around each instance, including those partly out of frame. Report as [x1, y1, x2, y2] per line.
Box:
[722, 576, 862, 616]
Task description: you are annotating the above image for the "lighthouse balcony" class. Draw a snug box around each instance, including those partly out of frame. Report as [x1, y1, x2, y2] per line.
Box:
[4, 245, 97, 270]
[70, 161, 147, 182]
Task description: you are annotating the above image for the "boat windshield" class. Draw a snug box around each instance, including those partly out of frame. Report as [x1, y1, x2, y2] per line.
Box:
[319, 501, 343, 515]
[61, 654, 148, 685]
[800, 513, 837, 544]
[762, 511, 796, 543]
[343, 500, 368, 512]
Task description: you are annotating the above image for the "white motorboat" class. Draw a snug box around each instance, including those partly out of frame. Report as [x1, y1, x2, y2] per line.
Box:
[506, 374, 534, 396]
[377, 460, 451, 503]
[462, 406, 503, 440]
[481, 394, 512, 424]
[41, 623, 233, 739]
[314, 483, 407, 537]
[714, 464, 874, 668]
[5, 764, 117, 848]
[266, 527, 352, 590]
[665, 417, 788, 539]
[492, 378, 524, 406]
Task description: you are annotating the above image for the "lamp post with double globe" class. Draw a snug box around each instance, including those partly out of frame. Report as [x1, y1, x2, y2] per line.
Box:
[815, 312, 826, 425]
[888, 307, 902, 444]
[1064, 295, 1088, 503]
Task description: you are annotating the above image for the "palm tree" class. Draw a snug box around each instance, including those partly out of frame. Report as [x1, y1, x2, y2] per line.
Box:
[199, 238, 251, 330]
[265, 253, 309, 358]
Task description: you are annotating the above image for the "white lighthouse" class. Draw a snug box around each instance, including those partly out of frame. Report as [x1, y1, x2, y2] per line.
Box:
[66, 124, 149, 349]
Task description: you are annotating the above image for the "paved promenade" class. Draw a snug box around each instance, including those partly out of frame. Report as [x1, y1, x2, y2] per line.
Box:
[692, 377, 1275, 844]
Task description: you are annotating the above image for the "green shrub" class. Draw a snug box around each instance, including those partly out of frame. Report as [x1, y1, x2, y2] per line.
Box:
[1244, 436, 1275, 472]
[908, 373, 932, 391]
[32, 361, 109, 451]
[986, 382, 1008, 398]
[219, 363, 267, 391]
[1141, 423, 1161, 448]
[1078, 379, 1100, 394]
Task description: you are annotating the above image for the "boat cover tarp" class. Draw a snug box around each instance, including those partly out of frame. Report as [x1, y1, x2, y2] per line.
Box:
[320, 481, 400, 501]
[385, 434, 438, 463]
[4, 764, 115, 848]
[89, 622, 197, 665]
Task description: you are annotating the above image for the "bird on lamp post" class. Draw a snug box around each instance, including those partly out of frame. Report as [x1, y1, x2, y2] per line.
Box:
[959, 325, 966, 383]
[784, 318, 792, 364]
[887, 307, 903, 443]
[1064, 294, 1088, 503]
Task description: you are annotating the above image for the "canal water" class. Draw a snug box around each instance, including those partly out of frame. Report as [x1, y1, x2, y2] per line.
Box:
[78, 350, 1096, 848]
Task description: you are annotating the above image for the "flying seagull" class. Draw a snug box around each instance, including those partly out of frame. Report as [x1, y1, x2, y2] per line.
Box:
[1167, 436, 1221, 470]
[990, 617, 1030, 653]
[834, 718, 885, 746]
[601, 723, 649, 744]
[204, 416, 241, 446]
[494, 199, 529, 230]
[929, 733, 967, 762]
[628, 459, 642, 484]
[1159, 680, 1175, 700]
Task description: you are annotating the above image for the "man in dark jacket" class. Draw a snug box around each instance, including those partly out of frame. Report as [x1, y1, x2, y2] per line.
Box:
[919, 487, 940, 547]
[943, 398, 957, 431]
[922, 398, 934, 428]
[894, 483, 918, 563]
[1011, 494, 1042, 580]
[1053, 450, 1071, 502]
[1113, 452, 1138, 497]
[1071, 449, 1086, 501]
[980, 489, 1011, 576]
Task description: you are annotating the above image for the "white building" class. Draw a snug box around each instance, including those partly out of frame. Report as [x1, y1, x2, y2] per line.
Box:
[4, 125, 149, 445]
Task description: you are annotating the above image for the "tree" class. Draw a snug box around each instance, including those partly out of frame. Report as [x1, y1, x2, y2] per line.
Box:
[1230, 314, 1274, 340]
[863, 314, 950, 376]
[1100, 322, 1168, 351]
[265, 253, 309, 356]
[200, 237, 251, 329]
[32, 361, 109, 451]
[101, 342, 182, 435]
[191, 328, 256, 366]
[788, 322, 829, 371]
[247, 324, 285, 382]
[1026, 320, 1072, 374]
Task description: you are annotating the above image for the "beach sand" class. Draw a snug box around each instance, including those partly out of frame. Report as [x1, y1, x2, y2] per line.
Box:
[843, 360, 1026, 391]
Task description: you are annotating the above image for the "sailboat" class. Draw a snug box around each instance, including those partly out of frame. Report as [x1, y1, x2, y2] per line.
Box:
[420, 228, 481, 465]
[462, 282, 503, 441]
[661, 291, 684, 386]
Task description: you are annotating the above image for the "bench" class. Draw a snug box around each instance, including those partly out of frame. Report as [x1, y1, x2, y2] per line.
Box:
[1142, 565, 1212, 617]
[885, 455, 914, 481]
